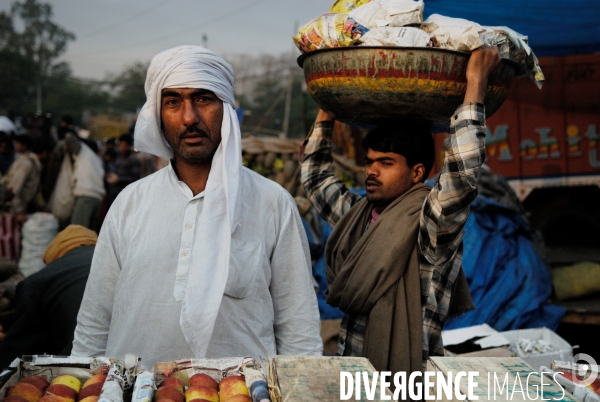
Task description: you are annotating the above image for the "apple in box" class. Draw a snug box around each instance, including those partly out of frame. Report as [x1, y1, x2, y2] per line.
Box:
[189, 374, 218, 391]
[218, 376, 249, 401]
[39, 395, 68, 402]
[82, 374, 107, 390]
[154, 386, 184, 402]
[185, 386, 218, 402]
[21, 376, 49, 393]
[222, 395, 251, 402]
[45, 384, 78, 402]
[50, 375, 81, 393]
[158, 378, 184, 393]
[6, 382, 43, 402]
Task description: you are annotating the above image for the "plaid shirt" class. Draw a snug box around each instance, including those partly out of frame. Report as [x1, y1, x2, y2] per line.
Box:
[300, 103, 486, 367]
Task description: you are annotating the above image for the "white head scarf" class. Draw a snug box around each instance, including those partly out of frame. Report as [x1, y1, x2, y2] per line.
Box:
[134, 45, 241, 358]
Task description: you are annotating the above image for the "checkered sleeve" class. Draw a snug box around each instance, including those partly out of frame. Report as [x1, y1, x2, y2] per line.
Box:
[300, 122, 362, 227]
[419, 103, 486, 264]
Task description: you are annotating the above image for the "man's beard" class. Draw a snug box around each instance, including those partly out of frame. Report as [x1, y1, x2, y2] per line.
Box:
[167, 125, 219, 164]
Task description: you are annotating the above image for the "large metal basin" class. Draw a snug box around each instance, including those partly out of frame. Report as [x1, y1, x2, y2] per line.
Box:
[298, 47, 519, 129]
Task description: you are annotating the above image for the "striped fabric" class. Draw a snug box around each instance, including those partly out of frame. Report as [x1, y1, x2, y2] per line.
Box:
[300, 103, 486, 368]
[0, 213, 20, 262]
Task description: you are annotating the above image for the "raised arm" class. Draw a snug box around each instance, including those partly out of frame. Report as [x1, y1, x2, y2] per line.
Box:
[300, 110, 362, 226]
[420, 45, 501, 264]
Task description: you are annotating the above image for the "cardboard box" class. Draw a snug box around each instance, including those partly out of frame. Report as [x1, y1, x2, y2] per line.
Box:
[153, 357, 267, 401]
[501, 327, 573, 371]
[0, 356, 113, 399]
[427, 356, 579, 401]
[271, 355, 391, 402]
[442, 324, 513, 357]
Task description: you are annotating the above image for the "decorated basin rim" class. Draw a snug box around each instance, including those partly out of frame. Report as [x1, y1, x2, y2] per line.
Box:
[298, 46, 520, 129]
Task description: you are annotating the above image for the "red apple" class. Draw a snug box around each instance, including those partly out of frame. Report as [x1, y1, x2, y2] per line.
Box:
[155, 399, 177, 402]
[189, 374, 217, 391]
[7, 382, 43, 402]
[154, 386, 184, 402]
[78, 396, 98, 402]
[45, 384, 77, 402]
[77, 383, 103, 401]
[38, 395, 67, 402]
[188, 399, 214, 402]
[50, 376, 81, 393]
[184, 386, 218, 402]
[4, 396, 31, 402]
[21, 376, 49, 393]
[218, 376, 248, 401]
[158, 378, 184, 393]
[81, 375, 106, 390]
[222, 395, 252, 402]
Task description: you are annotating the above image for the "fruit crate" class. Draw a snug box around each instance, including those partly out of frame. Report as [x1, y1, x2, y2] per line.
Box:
[152, 357, 269, 402]
[0, 356, 137, 402]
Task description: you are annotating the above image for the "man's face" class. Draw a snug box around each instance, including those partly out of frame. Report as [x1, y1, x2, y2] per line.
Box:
[160, 88, 223, 164]
[364, 149, 424, 210]
[118, 141, 131, 154]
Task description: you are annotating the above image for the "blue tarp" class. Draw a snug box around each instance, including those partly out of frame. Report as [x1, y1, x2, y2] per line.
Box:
[301, 216, 344, 320]
[424, 0, 599, 56]
[444, 196, 566, 331]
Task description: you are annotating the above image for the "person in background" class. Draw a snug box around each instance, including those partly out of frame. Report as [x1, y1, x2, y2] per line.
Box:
[57, 115, 77, 140]
[66, 134, 105, 231]
[136, 151, 157, 178]
[3, 135, 42, 225]
[0, 132, 15, 177]
[106, 133, 141, 204]
[0, 225, 97, 369]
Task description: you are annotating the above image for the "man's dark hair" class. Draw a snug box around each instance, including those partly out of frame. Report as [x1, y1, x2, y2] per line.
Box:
[0, 132, 12, 147]
[119, 133, 134, 146]
[32, 138, 55, 155]
[14, 134, 33, 150]
[361, 119, 435, 181]
[105, 147, 119, 160]
[61, 115, 74, 125]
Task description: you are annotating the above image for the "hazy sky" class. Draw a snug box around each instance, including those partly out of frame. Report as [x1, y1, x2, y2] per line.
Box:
[0, 0, 330, 80]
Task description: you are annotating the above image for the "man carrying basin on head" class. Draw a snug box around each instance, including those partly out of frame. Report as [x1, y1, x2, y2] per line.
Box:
[300, 45, 501, 374]
[72, 46, 322, 366]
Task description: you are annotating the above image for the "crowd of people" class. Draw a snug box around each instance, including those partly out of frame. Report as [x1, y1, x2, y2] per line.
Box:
[0, 116, 157, 236]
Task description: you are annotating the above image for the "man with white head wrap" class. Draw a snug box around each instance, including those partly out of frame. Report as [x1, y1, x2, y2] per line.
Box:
[72, 46, 322, 366]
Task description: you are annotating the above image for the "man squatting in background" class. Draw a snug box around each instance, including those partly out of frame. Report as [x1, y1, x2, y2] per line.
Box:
[72, 46, 322, 366]
[300, 45, 501, 375]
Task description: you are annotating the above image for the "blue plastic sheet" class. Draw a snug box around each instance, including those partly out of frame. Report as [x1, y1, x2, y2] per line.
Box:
[301, 216, 344, 319]
[425, 0, 599, 56]
[444, 196, 566, 331]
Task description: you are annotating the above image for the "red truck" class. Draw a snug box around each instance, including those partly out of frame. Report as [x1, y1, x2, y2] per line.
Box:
[438, 53, 600, 265]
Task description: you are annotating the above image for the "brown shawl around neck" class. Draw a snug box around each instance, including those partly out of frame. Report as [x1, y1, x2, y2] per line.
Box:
[325, 182, 431, 374]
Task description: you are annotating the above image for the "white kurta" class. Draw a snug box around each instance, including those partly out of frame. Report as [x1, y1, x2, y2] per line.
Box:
[72, 165, 322, 367]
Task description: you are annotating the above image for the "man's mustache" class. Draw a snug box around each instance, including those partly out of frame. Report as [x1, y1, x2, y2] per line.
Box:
[179, 125, 210, 140]
[365, 175, 382, 186]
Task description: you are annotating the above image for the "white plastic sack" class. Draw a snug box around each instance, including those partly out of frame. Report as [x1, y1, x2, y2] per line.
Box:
[360, 26, 430, 46]
[18, 212, 59, 277]
[48, 155, 75, 222]
[421, 14, 485, 51]
[348, 0, 424, 29]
